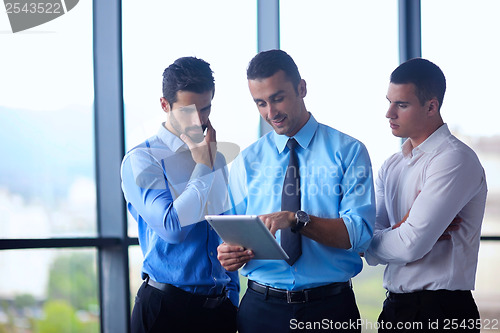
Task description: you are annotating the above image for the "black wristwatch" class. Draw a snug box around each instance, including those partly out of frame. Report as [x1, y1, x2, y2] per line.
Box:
[292, 210, 310, 233]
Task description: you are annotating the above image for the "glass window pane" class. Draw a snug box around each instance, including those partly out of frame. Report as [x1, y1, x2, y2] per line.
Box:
[128, 246, 143, 306]
[352, 264, 386, 332]
[0, 1, 96, 239]
[0, 248, 99, 333]
[473, 242, 500, 327]
[122, 0, 258, 237]
[280, 0, 400, 173]
[422, 0, 500, 237]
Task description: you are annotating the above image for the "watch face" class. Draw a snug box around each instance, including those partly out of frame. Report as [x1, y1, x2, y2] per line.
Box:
[296, 210, 309, 222]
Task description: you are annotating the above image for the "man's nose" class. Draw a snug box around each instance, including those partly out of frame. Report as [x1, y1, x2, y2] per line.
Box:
[190, 111, 202, 126]
[268, 104, 279, 119]
[386, 104, 396, 119]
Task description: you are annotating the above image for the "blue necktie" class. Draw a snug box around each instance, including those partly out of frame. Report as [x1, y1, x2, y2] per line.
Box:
[281, 138, 302, 265]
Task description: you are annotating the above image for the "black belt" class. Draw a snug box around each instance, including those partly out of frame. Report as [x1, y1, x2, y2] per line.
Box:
[146, 277, 228, 309]
[388, 290, 472, 302]
[248, 280, 351, 304]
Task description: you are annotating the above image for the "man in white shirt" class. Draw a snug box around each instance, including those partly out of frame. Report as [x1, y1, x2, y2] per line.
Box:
[365, 58, 487, 332]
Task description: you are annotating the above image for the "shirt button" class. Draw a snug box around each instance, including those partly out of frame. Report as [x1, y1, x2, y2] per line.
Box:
[295, 268, 298, 272]
[210, 252, 214, 256]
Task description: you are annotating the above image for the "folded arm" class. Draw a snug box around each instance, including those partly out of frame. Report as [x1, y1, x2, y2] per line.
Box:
[366, 151, 484, 265]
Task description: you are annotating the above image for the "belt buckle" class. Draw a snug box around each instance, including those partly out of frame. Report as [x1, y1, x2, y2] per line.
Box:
[286, 291, 306, 304]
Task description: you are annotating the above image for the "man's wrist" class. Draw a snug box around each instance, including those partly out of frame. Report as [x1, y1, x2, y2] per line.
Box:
[292, 210, 310, 233]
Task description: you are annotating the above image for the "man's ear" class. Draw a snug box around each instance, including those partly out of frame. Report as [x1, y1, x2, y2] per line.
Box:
[427, 98, 440, 117]
[298, 79, 307, 98]
[160, 97, 171, 113]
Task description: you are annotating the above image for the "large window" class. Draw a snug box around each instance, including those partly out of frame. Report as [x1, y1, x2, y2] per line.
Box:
[0, 3, 95, 240]
[0, 1, 97, 332]
[422, 0, 500, 324]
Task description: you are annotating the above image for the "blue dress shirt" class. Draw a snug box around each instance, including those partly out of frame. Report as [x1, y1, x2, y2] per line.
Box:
[121, 124, 239, 306]
[228, 114, 375, 290]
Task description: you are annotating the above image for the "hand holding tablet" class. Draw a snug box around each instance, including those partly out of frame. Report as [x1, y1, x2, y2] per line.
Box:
[205, 215, 289, 260]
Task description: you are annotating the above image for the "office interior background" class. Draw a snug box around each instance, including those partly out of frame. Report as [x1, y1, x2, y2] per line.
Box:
[1, 0, 499, 332]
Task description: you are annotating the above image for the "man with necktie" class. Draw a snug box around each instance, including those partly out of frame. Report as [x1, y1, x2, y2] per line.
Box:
[217, 49, 375, 332]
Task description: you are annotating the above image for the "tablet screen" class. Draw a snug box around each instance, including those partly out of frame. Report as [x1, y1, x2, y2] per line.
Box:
[205, 215, 289, 260]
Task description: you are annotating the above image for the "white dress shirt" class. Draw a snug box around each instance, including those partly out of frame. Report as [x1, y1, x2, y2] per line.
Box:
[365, 124, 487, 293]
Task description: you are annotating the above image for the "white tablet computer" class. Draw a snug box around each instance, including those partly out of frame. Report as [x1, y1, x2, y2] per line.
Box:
[205, 215, 289, 260]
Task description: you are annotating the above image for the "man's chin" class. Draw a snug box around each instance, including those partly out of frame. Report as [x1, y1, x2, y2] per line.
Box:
[188, 133, 205, 143]
[391, 129, 404, 138]
[271, 126, 290, 136]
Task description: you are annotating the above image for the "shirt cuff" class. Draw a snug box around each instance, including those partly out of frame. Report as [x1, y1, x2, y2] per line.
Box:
[365, 227, 391, 265]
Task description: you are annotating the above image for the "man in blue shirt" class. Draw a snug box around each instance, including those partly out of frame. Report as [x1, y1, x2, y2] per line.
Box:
[217, 50, 375, 332]
[121, 57, 238, 333]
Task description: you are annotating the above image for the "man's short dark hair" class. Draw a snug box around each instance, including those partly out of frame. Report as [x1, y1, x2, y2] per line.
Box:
[390, 58, 446, 109]
[247, 49, 302, 94]
[162, 57, 215, 105]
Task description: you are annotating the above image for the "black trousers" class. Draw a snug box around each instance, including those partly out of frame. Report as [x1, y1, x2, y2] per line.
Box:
[237, 283, 361, 333]
[378, 290, 480, 333]
[131, 281, 237, 333]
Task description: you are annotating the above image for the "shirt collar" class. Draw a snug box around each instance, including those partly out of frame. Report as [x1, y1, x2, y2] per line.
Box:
[401, 123, 450, 157]
[157, 123, 188, 152]
[274, 113, 318, 154]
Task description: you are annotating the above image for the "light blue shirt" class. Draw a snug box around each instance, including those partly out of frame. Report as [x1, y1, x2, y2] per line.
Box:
[121, 124, 239, 306]
[229, 114, 375, 290]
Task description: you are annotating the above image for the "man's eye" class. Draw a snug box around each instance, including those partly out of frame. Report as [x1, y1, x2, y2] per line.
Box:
[272, 96, 284, 103]
[257, 102, 266, 108]
[398, 104, 407, 108]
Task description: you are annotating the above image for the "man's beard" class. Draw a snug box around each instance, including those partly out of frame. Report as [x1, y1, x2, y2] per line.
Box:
[169, 115, 205, 143]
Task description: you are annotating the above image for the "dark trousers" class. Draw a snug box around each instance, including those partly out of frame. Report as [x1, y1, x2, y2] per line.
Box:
[237, 283, 361, 333]
[378, 290, 480, 333]
[131, 281, 237, 333]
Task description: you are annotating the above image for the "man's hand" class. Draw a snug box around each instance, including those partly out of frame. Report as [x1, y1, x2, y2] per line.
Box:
[217, 243, 254, 271]
[438, 216, 462, 241]
[392, 209, 410, 230]
[259, 211, 296, 236]
[180, 119, 217, 168]
[392, 191, 419, 230]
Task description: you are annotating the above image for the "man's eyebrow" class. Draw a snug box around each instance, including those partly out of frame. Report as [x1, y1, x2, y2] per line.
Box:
[269, 90, 285, 100]
[254, 90, 285, 103]
[386, 96, 409, 104]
